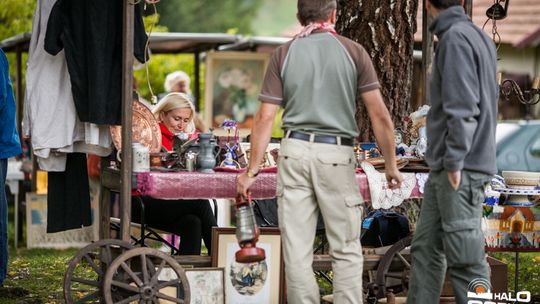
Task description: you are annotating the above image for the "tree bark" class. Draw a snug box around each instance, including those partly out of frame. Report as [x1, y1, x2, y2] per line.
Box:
[336, 0, 419, 141]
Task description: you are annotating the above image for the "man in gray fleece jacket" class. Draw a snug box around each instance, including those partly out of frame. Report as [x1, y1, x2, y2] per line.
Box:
[407, 0, 498, 303]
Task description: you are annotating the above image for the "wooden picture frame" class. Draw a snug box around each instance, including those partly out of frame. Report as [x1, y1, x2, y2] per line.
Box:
[211, 227, 284, 304]
[184, 268, 225, 304]
[238, 142, 280, 168]
[204, 51, 270, 131]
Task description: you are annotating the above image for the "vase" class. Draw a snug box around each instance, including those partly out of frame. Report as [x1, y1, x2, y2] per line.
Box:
[197, 133, 216, 173]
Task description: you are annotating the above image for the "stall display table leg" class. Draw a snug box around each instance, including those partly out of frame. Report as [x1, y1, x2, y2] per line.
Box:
[6, 179, 20, 249]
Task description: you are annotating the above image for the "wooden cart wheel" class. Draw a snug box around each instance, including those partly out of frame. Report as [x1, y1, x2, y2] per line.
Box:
[372, 235, 413, 299]
[102, 247, 190, 304]
[64, 239, 134, 303]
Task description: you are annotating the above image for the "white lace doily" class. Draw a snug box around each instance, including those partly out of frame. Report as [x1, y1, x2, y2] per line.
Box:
[416, 173, 428, 193]
[361, 161, 417, 209]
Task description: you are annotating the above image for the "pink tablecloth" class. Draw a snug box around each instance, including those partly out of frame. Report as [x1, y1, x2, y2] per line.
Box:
[136, 171, 424, 201]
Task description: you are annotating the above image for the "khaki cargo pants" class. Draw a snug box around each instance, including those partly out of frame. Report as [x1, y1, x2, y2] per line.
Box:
[277, 138, 364, 304]
[407, 170, 491, 304]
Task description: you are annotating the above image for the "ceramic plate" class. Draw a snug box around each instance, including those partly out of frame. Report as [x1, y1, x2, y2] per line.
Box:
[494, 188, 540, 195]
[110, 100, 162, 154]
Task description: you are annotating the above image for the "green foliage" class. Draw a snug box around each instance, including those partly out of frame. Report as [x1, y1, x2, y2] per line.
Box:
[135, 13, 206, 108]
[134, 53, 203, 107]
[489, 252, 540, 295]
[1, 0, 35, 96]
[252, 0, 297, 36]
[156, 0, 264, 34]
[0, 0, 35, 42]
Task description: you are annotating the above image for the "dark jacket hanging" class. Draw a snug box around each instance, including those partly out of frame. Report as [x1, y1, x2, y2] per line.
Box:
[44, 0, 148, 125]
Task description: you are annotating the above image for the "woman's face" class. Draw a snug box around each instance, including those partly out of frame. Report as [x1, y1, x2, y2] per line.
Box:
[160, 107, 192, 134]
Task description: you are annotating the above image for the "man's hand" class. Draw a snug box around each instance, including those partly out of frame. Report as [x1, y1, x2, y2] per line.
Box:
[448, 170, 461, 190]
[237, 172, 257, 198]
[385, 166, 403, 190]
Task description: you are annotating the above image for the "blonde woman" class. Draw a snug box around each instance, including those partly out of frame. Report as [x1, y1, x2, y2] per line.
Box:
[132, 93, 217, 255]
[152, 92, 198, 151]
[162, 71, 208, 132]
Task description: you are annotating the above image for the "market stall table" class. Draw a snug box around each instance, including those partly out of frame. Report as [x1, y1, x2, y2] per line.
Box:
[133, 170, 425, 200]
[99, 166, 426, 239]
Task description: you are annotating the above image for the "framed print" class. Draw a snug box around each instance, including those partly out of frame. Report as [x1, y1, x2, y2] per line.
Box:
[185, 268, 225, 304]
[204, 51, 271, 131]
[211, 227, 284, 304]
[238, 142, 280, 168]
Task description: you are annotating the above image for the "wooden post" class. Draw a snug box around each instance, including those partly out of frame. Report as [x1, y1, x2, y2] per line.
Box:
[194, 51, 201, 111]
[464, 0, 473, 18]
[422, 0, 434, 105]
[120, 0, 134, 242]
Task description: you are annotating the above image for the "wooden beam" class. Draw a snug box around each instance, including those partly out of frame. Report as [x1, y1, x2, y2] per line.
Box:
[422, 0, 434, 105]
[464, 0, 473, 18]
[120, 0, 134, 242]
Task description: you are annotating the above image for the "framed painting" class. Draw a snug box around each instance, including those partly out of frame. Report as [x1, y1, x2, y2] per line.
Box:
[184, 268, 225, 304]
[204, 51, 271, 131]
[238, 142, 280, 168]
[211, 227, 284, 304]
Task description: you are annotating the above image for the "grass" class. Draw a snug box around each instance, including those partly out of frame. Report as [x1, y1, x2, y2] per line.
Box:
[1, 248, 79, 304]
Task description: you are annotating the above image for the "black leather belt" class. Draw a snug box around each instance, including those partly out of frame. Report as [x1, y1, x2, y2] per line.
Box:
[286, 131, 354, 146]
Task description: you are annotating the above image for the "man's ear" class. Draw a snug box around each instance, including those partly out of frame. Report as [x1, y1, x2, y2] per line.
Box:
[329, 9, 337, 23]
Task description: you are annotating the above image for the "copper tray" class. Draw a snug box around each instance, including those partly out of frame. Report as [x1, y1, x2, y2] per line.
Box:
[110, 100, 162, 153]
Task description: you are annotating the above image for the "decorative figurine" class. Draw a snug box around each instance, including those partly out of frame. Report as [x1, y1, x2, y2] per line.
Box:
[394, 128, 409, 156]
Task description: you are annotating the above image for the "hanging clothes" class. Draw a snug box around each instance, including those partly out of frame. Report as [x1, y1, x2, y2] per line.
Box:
[47, 153, 91, 233]
[44, 0, 148, 125]
[23, 0, 112, 172]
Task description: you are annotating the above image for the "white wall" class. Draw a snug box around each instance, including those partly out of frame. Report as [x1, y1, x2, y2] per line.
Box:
[497, 44, 540, 77]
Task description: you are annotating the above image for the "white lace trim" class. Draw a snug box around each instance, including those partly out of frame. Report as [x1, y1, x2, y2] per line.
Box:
[361, 161, 417, 209]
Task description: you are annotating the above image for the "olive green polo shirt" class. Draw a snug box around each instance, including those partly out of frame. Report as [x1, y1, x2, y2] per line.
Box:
[259, 30, 380, 138]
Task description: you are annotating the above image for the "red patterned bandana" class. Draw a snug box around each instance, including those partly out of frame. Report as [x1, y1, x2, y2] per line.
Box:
[295, 22, 337, 39]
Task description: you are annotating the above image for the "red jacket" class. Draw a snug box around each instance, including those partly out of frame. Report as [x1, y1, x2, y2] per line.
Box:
[159, 122, 198, 151]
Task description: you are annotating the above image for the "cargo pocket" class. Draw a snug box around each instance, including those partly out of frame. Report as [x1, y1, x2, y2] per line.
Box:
[442, 220, 485, 267]
[468, 173, 489, 207]
[316, 151, 355, 190]
[345, 195, 364, 242]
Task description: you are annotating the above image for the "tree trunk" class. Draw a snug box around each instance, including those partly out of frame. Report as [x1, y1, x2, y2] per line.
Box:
[336, 0, 419, 141]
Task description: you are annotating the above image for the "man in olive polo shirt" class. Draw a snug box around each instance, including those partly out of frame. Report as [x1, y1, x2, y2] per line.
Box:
[237, 1, 402, 303]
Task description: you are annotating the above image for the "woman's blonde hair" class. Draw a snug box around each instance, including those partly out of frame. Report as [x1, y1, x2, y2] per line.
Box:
[152, 93, 196, 134]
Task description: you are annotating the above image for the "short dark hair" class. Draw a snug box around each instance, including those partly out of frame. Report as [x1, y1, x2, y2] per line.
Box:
[428, 0, 462, 9]
[297, 0, 337, 26]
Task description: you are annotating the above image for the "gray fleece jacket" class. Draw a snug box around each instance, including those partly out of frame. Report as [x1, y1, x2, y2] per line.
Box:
[425, 6, 498, 175]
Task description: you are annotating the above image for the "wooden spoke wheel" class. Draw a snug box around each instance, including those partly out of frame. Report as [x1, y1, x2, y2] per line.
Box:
[64, 239, 134, 303]
[102, 247, 190, 304]
[372, 235, 413, 299]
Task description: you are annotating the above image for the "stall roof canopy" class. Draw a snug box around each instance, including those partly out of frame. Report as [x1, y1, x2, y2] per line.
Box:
[218, 36, 291, 51]
[0, 33, 31, 52]
[415, 0, 540, 48]
[148, 32, 239, 53]
[0, 32, 291, 54]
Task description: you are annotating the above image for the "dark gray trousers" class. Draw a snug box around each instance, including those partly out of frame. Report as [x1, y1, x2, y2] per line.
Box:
[407, 170, 491, 304]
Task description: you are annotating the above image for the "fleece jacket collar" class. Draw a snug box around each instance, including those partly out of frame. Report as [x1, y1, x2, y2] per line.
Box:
[429, 5, 471, 38]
